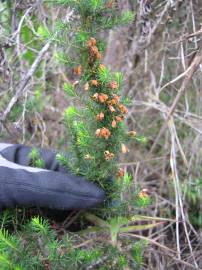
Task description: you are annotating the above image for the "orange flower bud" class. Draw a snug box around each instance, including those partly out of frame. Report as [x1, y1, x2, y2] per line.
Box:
[90, 46, 99, 55]
[138, 189, 150, 199]
[117, 168, 125, 177]
[90, 80, 99, 86]
[100, 128, 111, 139]
[118, 103, 128, 114]
[112, 120, 117, 128]
[87, 37, 97, 47]
[84, 82, 89, 91]
[107, 100, 112, 106]
[112, 94, 120, 102]
[108, 81, 118, 90]
[95, 52, 102, 60]
[115, 115, 124, 122]
[121, 143, 129, 154]
[108, 105, 116, 112]
[98, 93, 108, 103]
[73, 65, 82, 75]
[88, 44, 102, 61]
[107, 96, 120, 106]
[96, 127, 111, 139]
[96, 112, 105, 121]
[99, 64, 106, 70]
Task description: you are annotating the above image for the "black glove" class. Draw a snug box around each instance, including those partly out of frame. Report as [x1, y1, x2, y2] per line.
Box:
[0, 144, 105, 210]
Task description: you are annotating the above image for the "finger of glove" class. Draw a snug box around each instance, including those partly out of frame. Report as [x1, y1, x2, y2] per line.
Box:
[0, 143, 66, 172]
[0, 155, 105, 210]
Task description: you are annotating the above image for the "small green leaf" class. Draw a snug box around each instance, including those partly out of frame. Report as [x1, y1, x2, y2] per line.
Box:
[29, 148, 45, 169]
[56, 153, 70, 168]
[135, 135, 148, 144]
[0, 229, 18, 251]
[37, 25, 50, 38]
[122, 97, 132, 106]
[122, 172, 132, 190]
[64, 106, 80, 122]
[63, 82, 76, 97]
[74, 30, 89, 46]
[114, 72, 123, 87]
[131, 240, 147, 268]
[120, 11, 135, 25]
[0, 254, 12, 267]
[54, 52, 70, 64]
[35, 87, 42, 99]
[31, 217, 50, 235]
[98, 66, 111, 83]
[35, 158, 45, 169]
[29, 148, 39, 160]
[135, 194, 151, 208]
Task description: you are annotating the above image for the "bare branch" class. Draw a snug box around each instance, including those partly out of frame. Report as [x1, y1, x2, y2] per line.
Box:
[149, 45, 202, 154]
[0, 41, 51, 123]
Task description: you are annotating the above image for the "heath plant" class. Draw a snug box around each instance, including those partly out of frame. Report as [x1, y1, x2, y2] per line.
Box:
[50, 0, 141, 208]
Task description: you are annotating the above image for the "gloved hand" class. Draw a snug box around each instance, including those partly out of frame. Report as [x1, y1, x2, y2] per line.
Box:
[0, 143, 105, 210]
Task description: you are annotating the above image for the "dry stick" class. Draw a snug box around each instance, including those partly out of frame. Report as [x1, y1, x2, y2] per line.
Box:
[15, 7, 33, 77]
[149, 46, 202, 155]
[12, 7, 33, 40]
[0, 41, 51, 123]
[169, 119, 199, 268]
[121, 233, 200, 270]
[172, 28, 202, 44]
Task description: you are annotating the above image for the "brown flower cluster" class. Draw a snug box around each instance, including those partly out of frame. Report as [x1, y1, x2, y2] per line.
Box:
[107, 94, 120, 106]
[104, 150, 114, 161]
[85, 37, 130, 162]
[92, 93, 108, 103]
[95, 127, 111, 139]
[87, 37, 101, 62]
[117, 103, 128, 114]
